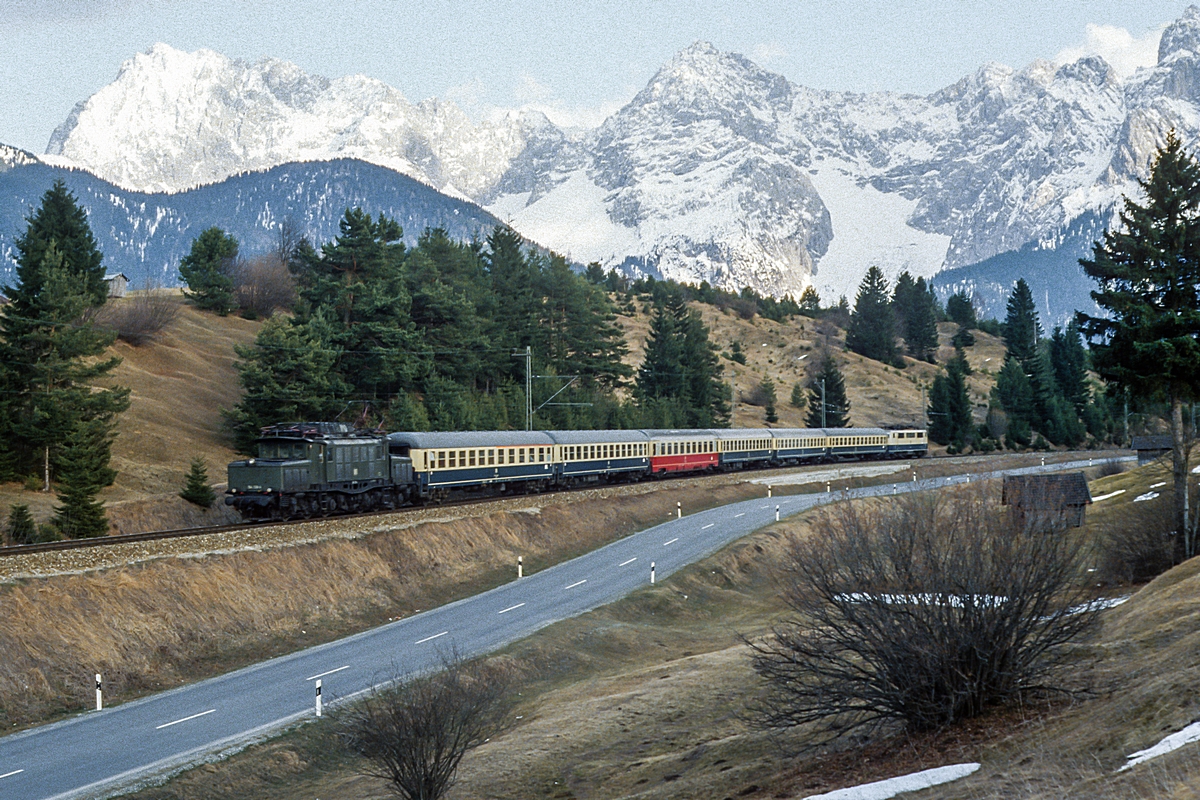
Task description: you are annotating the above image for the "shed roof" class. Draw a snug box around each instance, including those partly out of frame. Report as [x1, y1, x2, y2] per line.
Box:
[1002, 473, 1092, 506]
[1131, 435, 1174, 451]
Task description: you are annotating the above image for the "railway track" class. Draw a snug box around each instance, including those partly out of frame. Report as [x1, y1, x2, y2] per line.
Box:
[0, 450, 1118, 558]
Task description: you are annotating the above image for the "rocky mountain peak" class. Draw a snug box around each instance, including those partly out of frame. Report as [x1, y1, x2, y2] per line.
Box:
[1159, 5, 1200, 63]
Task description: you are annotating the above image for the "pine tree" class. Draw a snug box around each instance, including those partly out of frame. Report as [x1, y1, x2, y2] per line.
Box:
[798, 286, 821, 316]
[1002, 278, 1042, 368]
[179, 227, 238, 314]
[790, 381, 806, 409]
[805, 356, 850, 428]
[0, 184, 129, 491]
[636, 293, 729, 427]
[180, 458, 216, 508]
[847, 266, 901, 365]
[1078, 131, 1200, 553]
[891, 271, 919, 336]
[729, 340, 746, 364]
[4, 504, 36, 545]
[636, 301, 684, 402]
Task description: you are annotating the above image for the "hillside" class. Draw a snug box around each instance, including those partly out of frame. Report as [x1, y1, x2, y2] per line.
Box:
[0, 294, 1000, 534]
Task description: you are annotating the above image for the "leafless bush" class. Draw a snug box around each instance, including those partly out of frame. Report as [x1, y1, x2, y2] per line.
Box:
[746, 484, 1097, 744]
[337, 653, 516, 800]
[1096, 495, 1176, 585]
[95, 282, 180, 345]
[1094, 459, 1128, 479]
[232, 253, 295, 318]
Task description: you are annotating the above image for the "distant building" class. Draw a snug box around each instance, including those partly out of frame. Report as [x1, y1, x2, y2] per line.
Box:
[1131, 435, 1173, 466]
[103, 273, 129, 298]
[1002, 473, 1092, 532]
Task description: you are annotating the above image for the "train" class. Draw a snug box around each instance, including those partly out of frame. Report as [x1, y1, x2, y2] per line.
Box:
[225, 423, 928, 521]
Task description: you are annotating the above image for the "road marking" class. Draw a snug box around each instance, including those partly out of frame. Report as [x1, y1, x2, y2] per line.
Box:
[0, 770, 23, 780]
[416, 631, 448, 644]
[498, 603, 525, 614]
[156, 709, 215, 730]
[565, 579, 587, 590]
[664, 537, 679, 546]
[734, 512, 745, 518]
[305, 665, 349, 681]
[760, 505, 770, 509]
[701, 523, 714, 530]
[619, 557, 637, 566]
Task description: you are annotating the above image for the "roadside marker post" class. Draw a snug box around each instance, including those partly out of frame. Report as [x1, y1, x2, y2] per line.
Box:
[826, 481, 831, 493]
[676, 502, 681, 519]
[893, 484, 897, 495]
[518, 555, 523, 579]
[651, 562, 656, 584]
[775, 505, 780, 522]
[315, 679, 323, 718]
[95, 674, 102, 712]
[768, 485, 772, 498]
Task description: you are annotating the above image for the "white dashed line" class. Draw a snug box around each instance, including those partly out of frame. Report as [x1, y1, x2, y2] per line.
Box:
[416, 631, 448, 644]
[664, 537, 679, 546]
[305, 665, 349, 681]
[498, 603, 525, 614]
[734, 512, 745, 518]
[701, 523, 714, 530]
[156, 709, 215, 730]
[565, 579, 587, 590]
[619, 557, 637, 567]
[0, 770, 24, 780]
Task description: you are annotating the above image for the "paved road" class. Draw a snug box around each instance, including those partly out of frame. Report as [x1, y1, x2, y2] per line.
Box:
[0, 457, 1128, 799]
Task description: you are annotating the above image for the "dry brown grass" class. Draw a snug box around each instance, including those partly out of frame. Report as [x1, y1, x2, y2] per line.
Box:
[0, 480, 759, 730]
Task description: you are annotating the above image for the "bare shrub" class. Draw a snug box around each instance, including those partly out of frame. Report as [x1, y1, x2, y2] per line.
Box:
[232, 253, 295, 318]
[1096, 495, 1176, 585]
[1094, 459, 1128, 479]
[747, 484, 1097, 743]
[337, 653, 516, 800]
[95, 282, 180, 345]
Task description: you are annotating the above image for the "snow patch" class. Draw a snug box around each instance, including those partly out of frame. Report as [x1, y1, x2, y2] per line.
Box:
[1134, 491, 1160, 502]
[799, 763, 980, 800]
[1091, 489, 1126, 502]
[486, 171, 639, 264]
[808, 161, 950, 302]
[749, 462, 910, 486]
[1120, 721, 1200, 772]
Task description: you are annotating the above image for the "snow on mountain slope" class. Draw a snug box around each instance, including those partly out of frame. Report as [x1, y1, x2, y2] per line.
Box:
[41, 6, 1200, 316]
[46, 43, 545, 198]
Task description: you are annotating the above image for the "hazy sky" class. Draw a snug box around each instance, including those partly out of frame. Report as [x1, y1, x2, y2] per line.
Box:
[0, 1, 1188, 154]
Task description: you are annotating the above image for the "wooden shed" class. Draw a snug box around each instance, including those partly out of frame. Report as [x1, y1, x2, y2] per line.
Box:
[1131, 435, 1173, 466]
[103, 272, 129, 298]
[1002, 473, 1092, 532]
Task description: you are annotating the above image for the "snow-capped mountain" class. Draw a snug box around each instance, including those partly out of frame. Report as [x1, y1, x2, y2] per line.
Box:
[41, 7, 1200, 321]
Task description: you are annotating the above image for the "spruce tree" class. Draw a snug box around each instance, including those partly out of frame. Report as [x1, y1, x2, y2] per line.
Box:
[790, 381, 806, 409]
[180, 458, 216, 508]
[891, 271, 919, 336]
[1002, 278, 1042, 367]
[847, 266, 901, 365]
[636, 293, 729, 427]
[52, 417, 115, 538]
[1050, 323, 1089, 414]
[179, 227, 238, 315]
[0, 184, 129, 491]
[905, 278, 940, 362]
[225, 314, 352, 453]
[805, 356, 850, 428]
[4, 504, 36, 545]
[1078, 131, 1200, 553]
[946, 291, 977, 329]
[759, 377, 778, 424]
[928, 359, 973, 449]
[994, 357, 1034, 448]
